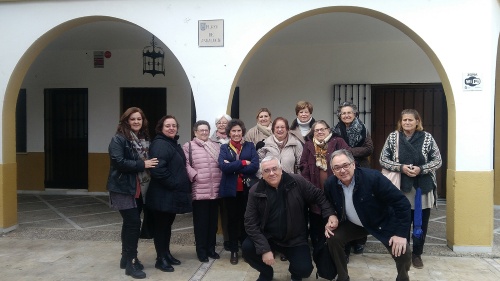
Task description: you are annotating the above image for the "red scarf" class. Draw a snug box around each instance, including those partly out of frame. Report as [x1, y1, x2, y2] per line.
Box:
[229, 140, 245, 192]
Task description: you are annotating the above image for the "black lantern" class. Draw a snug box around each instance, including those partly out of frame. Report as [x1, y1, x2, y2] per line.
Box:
[143, 36, 165, 76]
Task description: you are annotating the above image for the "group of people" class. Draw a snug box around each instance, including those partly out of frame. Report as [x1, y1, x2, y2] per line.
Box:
[106, 101, 442, 281]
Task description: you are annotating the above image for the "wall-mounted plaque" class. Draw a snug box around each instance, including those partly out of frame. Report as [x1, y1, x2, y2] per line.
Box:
[199, 19, 224, 47]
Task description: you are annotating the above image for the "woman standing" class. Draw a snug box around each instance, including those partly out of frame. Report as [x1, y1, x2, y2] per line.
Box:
[107, 107, 158, 279]
[245, 108, 273, 147]
[258, 117, 302, 176]
[209, 113, 231, 251]
[210, 114, 232, 145]
[289, 101, 315, 145]
[333, 102, 373, 168]
[218, 119, 259, 265]
[183, 120, 222, 262]
[332, 102, 374, 257]
[147, 115, 192, 273]
[300, 120, 349, 249]
[380, 109, 442, 269]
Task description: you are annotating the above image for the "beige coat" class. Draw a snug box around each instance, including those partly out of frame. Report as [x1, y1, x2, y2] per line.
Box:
[257, 134, 303, 177]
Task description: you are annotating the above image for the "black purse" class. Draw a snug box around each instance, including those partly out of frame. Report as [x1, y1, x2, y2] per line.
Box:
[313, 240, 337, 280]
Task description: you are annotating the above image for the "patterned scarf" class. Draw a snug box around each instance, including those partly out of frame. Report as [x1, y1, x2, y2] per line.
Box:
[194, 137, 219, 162]
[130, 132, 150, 203]
[313, 133, 333, 171]
[333, 117, 366, 148]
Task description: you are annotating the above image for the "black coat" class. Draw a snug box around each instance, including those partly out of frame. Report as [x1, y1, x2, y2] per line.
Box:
[106, 134, 146, 195]
[324, 168, 411, 246]
[146, 133, 192, 214]
[244, 172, 335, 255]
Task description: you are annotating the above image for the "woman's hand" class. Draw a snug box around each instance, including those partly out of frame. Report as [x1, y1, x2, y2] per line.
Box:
[402, 164, 419, 177]
[145, 158, 158, 168]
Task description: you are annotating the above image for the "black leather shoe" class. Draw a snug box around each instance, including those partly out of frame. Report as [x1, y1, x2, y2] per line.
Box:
[353, 244, 364, 254]
[198, 256, 209, 262]
[165, 252, 181, 265]
[121, 256, 144, 270]
[230, 251, 238, 265]
[155, 257, 174, 272]
[208, 252, 220, 259]
[280, 254, 287, 261]
[125, 258, 146, 279]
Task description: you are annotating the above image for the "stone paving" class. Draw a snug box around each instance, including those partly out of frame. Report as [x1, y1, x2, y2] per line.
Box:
[0, 193, 499, 280]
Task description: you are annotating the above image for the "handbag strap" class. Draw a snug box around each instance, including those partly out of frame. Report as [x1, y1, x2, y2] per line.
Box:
[394, 131, 399, 162]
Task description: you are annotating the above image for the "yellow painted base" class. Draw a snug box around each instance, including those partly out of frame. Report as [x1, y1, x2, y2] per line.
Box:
[88, 153, 109, 192]
[0, 162, 17, 231]
[15, 152, 109, 192]
[446, 169, 493, 250]
[17, 152, 44, 190]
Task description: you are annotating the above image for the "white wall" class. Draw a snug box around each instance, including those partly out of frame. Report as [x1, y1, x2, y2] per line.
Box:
[22, 47, 192, 153]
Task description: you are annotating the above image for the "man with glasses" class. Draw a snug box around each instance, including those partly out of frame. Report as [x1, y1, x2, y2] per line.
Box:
[324, 149, 411, 281]
[242, 156, 337, 281]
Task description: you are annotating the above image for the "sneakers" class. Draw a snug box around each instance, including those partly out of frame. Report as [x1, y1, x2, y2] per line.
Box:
[125, 258, 146, 279]
[412, 254, 424, 269]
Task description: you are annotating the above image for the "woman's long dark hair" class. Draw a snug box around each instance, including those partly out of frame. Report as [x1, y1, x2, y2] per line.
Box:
[116, 107, 150, 140]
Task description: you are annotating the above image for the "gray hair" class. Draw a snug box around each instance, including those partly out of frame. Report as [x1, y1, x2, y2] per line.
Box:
[260, 156, 282, 170]
[330, 149, 355, 164]
[215, 114, 232, 124]
[336, 101, 358, 118]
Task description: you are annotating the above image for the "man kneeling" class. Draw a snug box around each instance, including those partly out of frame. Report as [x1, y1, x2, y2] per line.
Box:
[242, 156, 337, 281]
[324, 149, 412, 281]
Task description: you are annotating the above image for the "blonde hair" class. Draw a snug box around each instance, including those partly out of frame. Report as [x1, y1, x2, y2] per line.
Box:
[396, 109, 424, 131]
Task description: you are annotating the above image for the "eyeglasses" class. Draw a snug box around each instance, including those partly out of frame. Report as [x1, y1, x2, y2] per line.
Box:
[332, 162, 352, 173]
[314, 127, 329, 133]
[216, 122, 228, 126]
[262, 166, 280, 175]
[196, 129, 209, 133]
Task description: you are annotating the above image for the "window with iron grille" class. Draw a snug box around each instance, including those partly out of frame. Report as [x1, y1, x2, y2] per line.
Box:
[333, 84, 371, 130]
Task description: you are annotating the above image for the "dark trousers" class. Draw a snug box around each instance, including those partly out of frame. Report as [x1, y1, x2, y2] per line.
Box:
[242, 238, 313, 281]
[193, 199, 219, 259]
[118, 198, 143, 260]
[152, 210, 176, 258]
[408, 208, 431, 256]
[327, 220, 411, 281]
[224, 191, 247, 252]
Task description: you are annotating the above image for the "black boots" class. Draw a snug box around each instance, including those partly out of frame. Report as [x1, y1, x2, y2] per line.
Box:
[120, 255, 144, 270]
[155, 256, 175, 272]
[125, 258, 146, 279]
[165, 251, 181, 265]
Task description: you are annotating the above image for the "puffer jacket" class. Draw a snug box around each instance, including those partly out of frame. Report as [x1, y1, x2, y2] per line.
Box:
[183, 138, 222, 200]
[146, 133, 192, 214]
[106, 133, 146, 195]
[244, 172, 335, 255]
[257, 133, 303, 176]
[324, 168, 411, 246]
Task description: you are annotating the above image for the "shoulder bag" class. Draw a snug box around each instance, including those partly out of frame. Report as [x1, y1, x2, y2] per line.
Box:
[381, 131, 401, 189]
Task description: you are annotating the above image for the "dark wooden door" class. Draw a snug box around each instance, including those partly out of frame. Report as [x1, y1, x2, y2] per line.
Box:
[44, 88, 88, 189]
[371, 84, 448, 198]
[122, 88, 167, 139]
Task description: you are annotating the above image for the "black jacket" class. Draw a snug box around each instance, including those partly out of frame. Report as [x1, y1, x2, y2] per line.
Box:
[106, 134, 146, 195]
[146, 133, 192, 214]
[324, 168, 411, 246]
[244, 172, 334, 255]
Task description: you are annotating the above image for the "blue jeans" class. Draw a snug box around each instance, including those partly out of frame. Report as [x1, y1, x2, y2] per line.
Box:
[242, 237, 313, 281]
